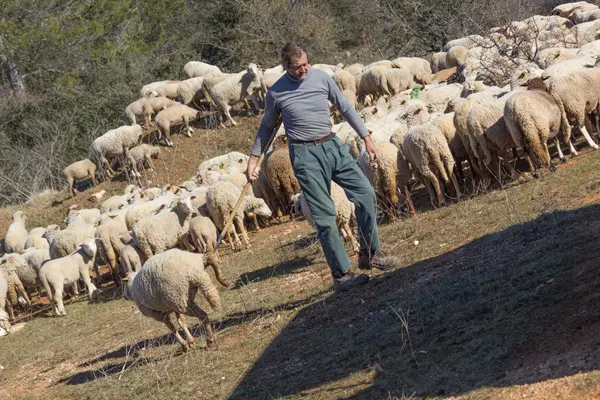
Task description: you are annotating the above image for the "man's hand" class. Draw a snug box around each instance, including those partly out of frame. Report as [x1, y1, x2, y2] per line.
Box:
[364, 135, 381, 162]
[246, 155, 261, 183]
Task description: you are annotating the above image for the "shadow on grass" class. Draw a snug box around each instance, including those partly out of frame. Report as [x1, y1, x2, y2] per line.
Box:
[234, 256, 314, 289]
[229, 204, 600, 399]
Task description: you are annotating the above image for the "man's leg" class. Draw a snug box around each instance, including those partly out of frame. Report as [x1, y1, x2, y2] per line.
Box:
[329, 139, 381, 253]
[290, 143, 353, 274]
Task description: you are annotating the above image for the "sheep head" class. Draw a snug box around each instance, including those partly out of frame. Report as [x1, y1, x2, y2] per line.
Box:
[12, 211, 25, 223]
[245, 197, 272, 217]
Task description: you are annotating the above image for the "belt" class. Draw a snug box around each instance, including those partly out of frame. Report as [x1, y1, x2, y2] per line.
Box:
[289, 132, 336, 146]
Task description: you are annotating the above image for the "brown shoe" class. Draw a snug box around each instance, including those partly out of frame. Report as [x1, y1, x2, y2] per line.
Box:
[332, 270, 370, 292]
[358, 249, 395, 271]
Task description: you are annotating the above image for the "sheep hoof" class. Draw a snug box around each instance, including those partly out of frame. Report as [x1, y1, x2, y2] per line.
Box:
[533, 172, 540, 179]
[559, 158, 566, 164]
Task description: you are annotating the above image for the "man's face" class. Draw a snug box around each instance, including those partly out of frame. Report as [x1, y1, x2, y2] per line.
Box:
[287, 52, 309, 81]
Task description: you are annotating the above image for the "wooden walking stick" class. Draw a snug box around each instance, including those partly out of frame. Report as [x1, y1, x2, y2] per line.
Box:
[215, 117, 283, 250]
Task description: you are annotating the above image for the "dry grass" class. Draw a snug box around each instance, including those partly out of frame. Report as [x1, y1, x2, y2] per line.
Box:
[1, 123, 600, 399]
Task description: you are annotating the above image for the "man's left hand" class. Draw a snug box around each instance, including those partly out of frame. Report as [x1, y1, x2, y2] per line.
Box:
[364, 135, 381, 162]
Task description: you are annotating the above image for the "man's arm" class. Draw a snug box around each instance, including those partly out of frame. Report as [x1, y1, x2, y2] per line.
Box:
[326, 75, 380, 160]
[248, 91, 280, 182]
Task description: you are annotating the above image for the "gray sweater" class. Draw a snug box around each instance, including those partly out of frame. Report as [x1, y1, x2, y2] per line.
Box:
[250, 69, 369, 156]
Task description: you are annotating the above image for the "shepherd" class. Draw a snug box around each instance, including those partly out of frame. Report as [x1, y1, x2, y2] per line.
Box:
[247, 42, 393, 292]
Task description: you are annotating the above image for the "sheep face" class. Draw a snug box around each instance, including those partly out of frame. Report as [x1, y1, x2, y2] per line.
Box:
[81, 240, 97, 257]
[12, 211, 25, 223]
[250, 198, 272, 217]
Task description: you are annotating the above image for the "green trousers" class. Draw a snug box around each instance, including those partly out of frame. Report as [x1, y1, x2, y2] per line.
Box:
[289, 136, 381, 273]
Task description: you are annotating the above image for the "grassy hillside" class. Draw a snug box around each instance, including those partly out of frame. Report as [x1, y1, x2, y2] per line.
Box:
[1, 121, 600, 398]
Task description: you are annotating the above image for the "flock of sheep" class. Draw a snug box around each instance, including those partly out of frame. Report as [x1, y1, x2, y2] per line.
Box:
[1, 1, 600, 351]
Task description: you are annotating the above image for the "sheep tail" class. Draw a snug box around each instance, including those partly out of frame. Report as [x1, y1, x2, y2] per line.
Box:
[39, 272, 53, 301]
[429, 146, 450, 183]
[192, 269, 221, 311]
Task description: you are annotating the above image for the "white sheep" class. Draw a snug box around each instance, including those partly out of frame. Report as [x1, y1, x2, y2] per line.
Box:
[264, 140, 301, 215]
[380, 68, 413, 97]
[89, 124, 144, 177]
[4, 211, 28, 253]
[444, 35, 484, 51]
[182, 61, 221, 79]
[356, 66, 389, 105]
[206, 181, 272, 250]
[117, 232, 144, 277]
[126, 144, 162, 178]
[420, 83, 463, 113]
[546, 59, 600, 152]
[139, 80, 172, 98]
[186, 216, 228, 287]
[63, 159, 98, 197]
[570, 8, 600, 24]
[431, 112, 469, 180]
[196, 152, 249, 175]
[124, 191, 178, 230]
[176, 76, 208, 105]
[154, 104, 202, 147]
[391, 57, 432, 83]
[535, 47, 578, 68]
[132, 198, 194, 259]
[210, 63, 265, 128]
[39, 240, 98, 316]
[552, 1, 597, 18]
[344, 63, 364, 76]
[94, 212, 128, 285]
[123, 249, 221, 351]
[403, 123, 461, 207]
[155, 81, 181, 99]
[332, 69, 356, 92]
[24, 227, 49, 250]
[125, 97, 179, 128]
[504, 78, 567, 175]
[293, 181, 359, 253]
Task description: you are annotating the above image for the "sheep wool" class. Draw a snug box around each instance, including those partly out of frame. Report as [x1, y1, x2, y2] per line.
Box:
[4, 211, 28, 253]
[63, 159, 97, 197]
[24, 227, 49, 250]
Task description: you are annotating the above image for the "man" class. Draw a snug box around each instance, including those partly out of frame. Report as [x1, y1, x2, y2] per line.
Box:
[247, 42, 391, 292]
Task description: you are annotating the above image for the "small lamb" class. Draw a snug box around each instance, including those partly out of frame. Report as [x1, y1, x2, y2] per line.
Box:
[63, 159, 98, 197]
[4, 211, 28, 253]
[39, 240, 98, 316]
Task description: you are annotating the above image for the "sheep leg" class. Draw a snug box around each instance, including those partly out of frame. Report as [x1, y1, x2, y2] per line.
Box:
[80, 270, 98, 300]
[579, 124, 599, 150]
[159, 310, 189, 352]
[183, 116, 193, 138]
[176, 313, 196, 348]
[182, 234, 196, 252]
[209, 257, 229, 288]
[401, 184, 416, 216]
[144, 113, 151, 130]
[89, 169, 98, 187]
[230, 223, 243, 250]
[67, 176, 76, 197]
[5, 301, 14, 320]
[55, 286, 67, 316]
[226, 231, 236, 251]
[568, 140, 579, 156]
[224, 106, 238, 127]
[450, 172, 461, 199]
[542, 140, 556, 172]
[188, 302, 214, 348]
[234, 218, 250, 248]
[163, 126, 174, 147]
[252, 214, 260, 232]
[554, 137, 566, 162]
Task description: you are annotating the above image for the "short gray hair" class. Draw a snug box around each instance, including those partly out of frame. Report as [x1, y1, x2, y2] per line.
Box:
[281, 42, 307, 70]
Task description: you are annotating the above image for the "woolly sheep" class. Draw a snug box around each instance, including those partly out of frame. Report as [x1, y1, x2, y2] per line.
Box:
[421, 83, 463, 113]
[432, 112, 469, 180]
[4, 211, 27, 253]
[0, 253, 38, 300]
[466, 92, 517, 178]
[186, 216, 228, 287]
[39, 240, 97, 316]
[155, 81, 181, 99]
[504, 78, 567, 175]
[200, 73, 235, 103]
[196, 152, 249, 175]
[356, 66, 389, 105]
[293, 182, 359, 253]
[63, 159, 97, 197]
[380, 68, 413, 97]
[139, 80, 173, 98]
[573, 19, 600, 46]
[252, 172, 284, 221]
[546, 59, 600, 152]
[552, 1, 597, 18]
[182, 61, 221, 79]
[94, 213, 128, 284]
[430, 47, 467, 73]
[210, 63, 265, 128]
[344, 63, 364, 76]
[444, 35, 485, 51]
[123, 249, 221, 351]
[117, 232, 144, 277]
[124, 98, 151, 128]
[391, 57, 432, 83]
[206, 181, 272, 250]
[154, 104, 202, 147]
[403, 123, 460, 207]
[264, 140, 301, 215]
[89, 124, 144, 178]
[176, 76, 210, 105]
[124, 191, 179, 230]
[570, 8, 600, 24]
[577, 40, 600, 57]
[535, 47, 578, 68]
[24, 227, 49, 250]
[132, 197, 194, 259]
[126, 144, 162, 178]
[332, 69, 356, 92]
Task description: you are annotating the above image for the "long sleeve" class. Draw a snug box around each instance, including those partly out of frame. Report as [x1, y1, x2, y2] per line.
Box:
[250, 91, 280, 156]
[326, 75, 370, 139]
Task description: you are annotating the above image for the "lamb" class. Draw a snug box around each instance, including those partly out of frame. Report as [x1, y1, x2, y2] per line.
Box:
[293, 182, 359, 253]
[432, 112, 469, 180]
[186, 216, 228, 287]
[403, 123, 461, 207]
[391, 57, 432, 83]
[132, 198, 194, 259]
[504, 78, 567, 175]
[332, 69, 356, 92]
[196, 152, 249, 175]
[123, 249, 221, 351]
[209, 63, 265, 128]
[126, 144, 162, 178]
[155, 81, 181, 99]
[200, 73, 235, 103]
[535, 47, 578, 68]
[24, 227, 49, 250]
[154, 104, 202, 147]
[0, 253, 35, 304]
[4, 211, 28, 253]
[421, 83, 463, 113]
[89, 124, 144, 177]
[252, 171, 284, 221]
[94, 213, 128, 285]
[124, 191, 178, 230]
[430, 47, 467, 73]
[264, 139, 301, 215]
[182, 61, 221, 79]
[124, 98, 151, 127]
[139, 80, 172, 98]
[39, 240, 97, 316]
[63, 159, 98, 197]
[444, 35, 484, 51]
[356, 66, 389, 105]
[117, 232, 144, 277]
[380, 68, 413, 97]
[206, 181, 272, 250]
[124, 97, 179, 128]
[46, 209, 98, 259]
[570, 8, 600, 24]
[545, 58, 600, 153]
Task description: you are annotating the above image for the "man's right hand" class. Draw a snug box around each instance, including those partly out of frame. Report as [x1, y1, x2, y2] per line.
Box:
[246, 155, 261, 183]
